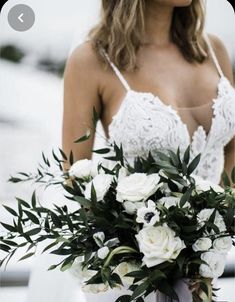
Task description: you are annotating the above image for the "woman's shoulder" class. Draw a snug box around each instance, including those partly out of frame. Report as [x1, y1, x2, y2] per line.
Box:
[65, 40, 104, 76]
[207, 33, 233, 82]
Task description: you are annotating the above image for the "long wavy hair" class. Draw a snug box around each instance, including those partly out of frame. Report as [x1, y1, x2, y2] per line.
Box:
[88, 0, 208, 71]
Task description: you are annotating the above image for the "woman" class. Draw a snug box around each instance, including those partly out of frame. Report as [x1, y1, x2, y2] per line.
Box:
[63, 0, 235, 301]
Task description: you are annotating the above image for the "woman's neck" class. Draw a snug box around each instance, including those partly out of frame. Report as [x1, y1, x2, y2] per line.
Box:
[143, 2, 174, 47]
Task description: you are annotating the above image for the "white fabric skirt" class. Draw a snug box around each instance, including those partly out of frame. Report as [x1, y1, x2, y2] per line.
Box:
[83, 279, 193, 302]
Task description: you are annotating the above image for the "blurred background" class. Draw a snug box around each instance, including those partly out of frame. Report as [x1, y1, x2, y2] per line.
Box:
[0, 0, 234, 301]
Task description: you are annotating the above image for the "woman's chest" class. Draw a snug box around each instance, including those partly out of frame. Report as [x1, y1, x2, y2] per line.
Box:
[107, 78, 235, 159]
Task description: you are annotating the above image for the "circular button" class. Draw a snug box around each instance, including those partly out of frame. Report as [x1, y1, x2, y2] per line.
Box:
[8, 4, 35, 32]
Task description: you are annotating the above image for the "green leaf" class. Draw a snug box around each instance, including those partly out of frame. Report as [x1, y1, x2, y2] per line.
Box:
[60, 261, 73, 272]
[168, 150, 180, 167]
[19, 252, 35, 261]
[131, 281, 149, 300]
[79, 208, 88, 228]
[180, 187, 193, 207]
[52, 149, 60, 162]
[222, 171, 231, 187]
[16, 198, 31, 208]
[59, 148, 67, 160]
[31, 190, 37, 208]
[47, 264, 58, 271]
[92, 106, 99, 128]
[69, 150, 74, 165]
[42, 241, 58, 253]
[74, 196, 91, 208]
[50, 211, 62, 228]
[0, 244, 11, 252]
[24, 210, 40, 224]
[187, 154, 201, 175]
[1, 222, 16, 232]
[25, 228, 41, 236]
[231, 166, 235, 184]
[157, 280, 179, 301]
[60, 256, 74, 272]
[1, 239, 17, 246]
[91, 182, 97, 202]
[149, 269, 166, 282]
[92, 148, 110, 154]
[125, 270, 148, 279]
[74, 129, 91, 144]
[183, 145, 190, 165]
[3, 205, 18, 217]
[115, 295, 131, 302]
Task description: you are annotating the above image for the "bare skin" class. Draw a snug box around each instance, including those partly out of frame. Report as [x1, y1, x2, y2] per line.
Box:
[62, 0, 234, 180]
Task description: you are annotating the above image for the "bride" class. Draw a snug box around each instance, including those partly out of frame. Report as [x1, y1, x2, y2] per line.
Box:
[62, 0, 235, 301]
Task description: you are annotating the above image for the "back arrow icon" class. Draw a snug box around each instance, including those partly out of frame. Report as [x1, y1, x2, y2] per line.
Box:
[18, 13, 24, 23]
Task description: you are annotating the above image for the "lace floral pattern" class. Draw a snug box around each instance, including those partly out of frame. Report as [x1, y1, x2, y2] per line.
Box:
[108, 77, 235, 185]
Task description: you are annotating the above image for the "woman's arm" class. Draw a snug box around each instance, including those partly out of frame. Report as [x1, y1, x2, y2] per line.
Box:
[210, 34, 235, 183]
[62, 42, 102, 170]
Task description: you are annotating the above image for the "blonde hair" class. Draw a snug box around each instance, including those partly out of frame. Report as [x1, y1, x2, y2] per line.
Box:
[88, 0, 208, 71]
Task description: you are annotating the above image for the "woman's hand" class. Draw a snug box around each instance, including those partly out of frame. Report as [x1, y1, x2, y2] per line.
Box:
[189, 278, 213, 302]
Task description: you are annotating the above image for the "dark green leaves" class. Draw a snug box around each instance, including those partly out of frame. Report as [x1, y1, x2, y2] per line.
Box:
[231, 167, 235, 184]
[187, 154, 201, 175]
[1, 222, 16, 232]
[115, 295, 131, 302]
[131, 281, 149, 300]
[222, 171, 231, 187]
[31, 190, 37, 208]
[183, 145, 190, 165]
[74, 129, 91, 144]
[24, 211, 40, 224]
[19, 252, 35, 261]
[180, 186, 193, 207]
[50, 211, 62, 228]
[3, 205, 17, 217]
[92, 148, 110, 154]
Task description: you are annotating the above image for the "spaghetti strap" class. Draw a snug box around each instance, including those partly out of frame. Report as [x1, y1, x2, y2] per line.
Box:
[204, 33, 224, 78]
[100, 47, 131, 92]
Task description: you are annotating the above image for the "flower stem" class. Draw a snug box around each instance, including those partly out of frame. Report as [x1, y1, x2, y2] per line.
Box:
[103, 246, 138, 268]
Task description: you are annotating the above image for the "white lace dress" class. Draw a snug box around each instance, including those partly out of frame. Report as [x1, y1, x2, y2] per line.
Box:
[83, 34, 235, 302]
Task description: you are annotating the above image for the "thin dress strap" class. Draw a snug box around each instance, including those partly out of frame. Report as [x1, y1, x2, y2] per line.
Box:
[204, 33, 224, 78]
[100, 47, 131, 92]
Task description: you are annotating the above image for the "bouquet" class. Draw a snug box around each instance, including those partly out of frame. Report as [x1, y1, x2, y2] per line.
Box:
[1, 116, 235, 302]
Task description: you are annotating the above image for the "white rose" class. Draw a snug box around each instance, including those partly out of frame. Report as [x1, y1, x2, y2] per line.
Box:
[69, 256, 84, 281]
[69, 159, 97, 178]
[192, 175, 224, 193]
[136, 224, 186, 267]
[160, 183, 171, 196]
[97, 246, 109, 259]
[69, 258, 108, 292]
[105, 237, 120, 248]
[113, 262, 140, 286]
[116, 173, 161, 203]
[197, 209, 226, 233]
[136, 200, 160, 226]
[199, 251, 225, 278]
[93, 232, 105, 247]
[158, 196, 190, 209]
[117, 167, 129, 180]
[84, 174, 113, 201]
[82, 282, 109, 293]
[123, 201, 145, 215]
[192, 238, 212, 252]
[213, 237, 233, 253]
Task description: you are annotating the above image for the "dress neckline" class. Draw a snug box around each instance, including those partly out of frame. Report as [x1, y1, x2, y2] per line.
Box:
[108, 75, 230, 145]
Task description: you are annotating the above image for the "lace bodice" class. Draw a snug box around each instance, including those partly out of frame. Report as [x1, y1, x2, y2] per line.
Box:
[102, 35, 235, 185]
